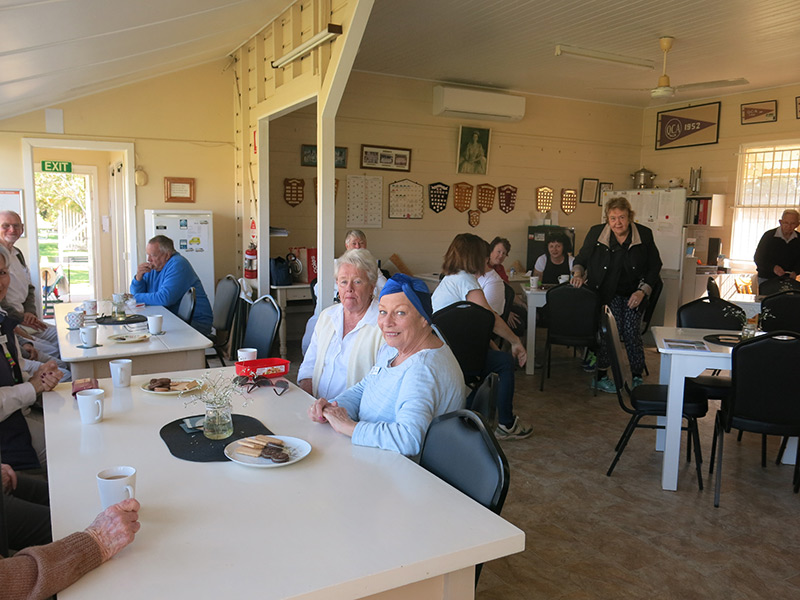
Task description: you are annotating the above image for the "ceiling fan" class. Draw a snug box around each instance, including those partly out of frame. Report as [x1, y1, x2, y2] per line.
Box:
[646, 36, 748, 99]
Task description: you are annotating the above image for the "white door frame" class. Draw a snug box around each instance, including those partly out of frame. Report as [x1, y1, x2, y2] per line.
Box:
[22, 138, 137, 309]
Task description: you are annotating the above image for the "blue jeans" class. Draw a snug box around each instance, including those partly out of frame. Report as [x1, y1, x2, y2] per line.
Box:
[482, 349, 516, 427]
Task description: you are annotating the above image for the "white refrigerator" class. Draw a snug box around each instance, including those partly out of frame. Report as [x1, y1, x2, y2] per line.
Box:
[144, 209, 215, 305]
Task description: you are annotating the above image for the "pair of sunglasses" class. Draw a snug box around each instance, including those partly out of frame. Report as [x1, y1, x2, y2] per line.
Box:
[232, 374, 289, 396]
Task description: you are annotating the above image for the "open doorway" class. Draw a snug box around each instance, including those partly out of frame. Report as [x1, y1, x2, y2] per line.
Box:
[34, 168, 98, 308]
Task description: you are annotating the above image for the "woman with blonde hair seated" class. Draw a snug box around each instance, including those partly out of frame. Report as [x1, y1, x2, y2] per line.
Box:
[297, 249, 384, 399]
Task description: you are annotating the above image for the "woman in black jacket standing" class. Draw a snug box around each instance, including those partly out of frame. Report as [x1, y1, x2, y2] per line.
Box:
[571, 197, 662, 393]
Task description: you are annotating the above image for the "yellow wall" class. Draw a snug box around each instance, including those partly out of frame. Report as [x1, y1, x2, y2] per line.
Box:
[268, 71, 645, 273]
[639, 83, 800, 258]
[0, 61, 237, 298]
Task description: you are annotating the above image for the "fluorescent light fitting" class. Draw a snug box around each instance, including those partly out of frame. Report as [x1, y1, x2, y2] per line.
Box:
[271, 24, 343, 69]
[554, 44, 654, 70]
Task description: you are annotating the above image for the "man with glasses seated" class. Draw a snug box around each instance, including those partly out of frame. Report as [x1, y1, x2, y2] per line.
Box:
[0, 211, 71, 381]
[754, 209, 800, 288]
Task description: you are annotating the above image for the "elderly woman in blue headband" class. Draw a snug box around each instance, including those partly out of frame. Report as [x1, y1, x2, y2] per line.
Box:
[307, 274, 467, 457]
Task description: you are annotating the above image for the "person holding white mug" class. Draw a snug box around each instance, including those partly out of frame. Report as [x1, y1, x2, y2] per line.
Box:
[0, 244, 63, 471]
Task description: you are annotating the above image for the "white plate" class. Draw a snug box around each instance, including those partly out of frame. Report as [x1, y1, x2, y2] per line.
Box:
[140, 378, 202, 395]
[109, 333, 151, 343]
[224, 435, 311, 468]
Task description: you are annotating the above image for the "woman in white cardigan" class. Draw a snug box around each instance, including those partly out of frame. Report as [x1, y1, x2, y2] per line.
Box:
[297, 249, 384, 399]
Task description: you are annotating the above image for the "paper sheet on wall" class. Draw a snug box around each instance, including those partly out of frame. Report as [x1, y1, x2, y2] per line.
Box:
[347, 175, 383, 228]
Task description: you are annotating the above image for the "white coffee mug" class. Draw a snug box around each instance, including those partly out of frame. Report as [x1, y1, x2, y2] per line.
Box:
[80, 325, 98, 347]
[97, 466, 136, 510]
[558, 274, 570, 284]
[237, 348, 258, 362]
[64, 311, 85, 329]
[529, 276, 540, 289]
[147, 314, 163, 335]
[109, 359, 132, 388]
[77, 389, 104, 424]
[82, 299, 98, 314]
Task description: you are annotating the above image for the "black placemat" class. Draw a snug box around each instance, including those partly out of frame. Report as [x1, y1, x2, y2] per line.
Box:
[159, 414, 272, 462]
[96, 314, 147, 325]
[703, 333, 742, 347]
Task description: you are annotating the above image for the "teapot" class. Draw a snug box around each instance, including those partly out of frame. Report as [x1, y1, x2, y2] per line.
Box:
[630, 167, 656, 189]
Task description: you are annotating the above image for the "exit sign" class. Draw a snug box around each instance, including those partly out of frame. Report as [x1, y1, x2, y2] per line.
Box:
[41, 160, 72, 173]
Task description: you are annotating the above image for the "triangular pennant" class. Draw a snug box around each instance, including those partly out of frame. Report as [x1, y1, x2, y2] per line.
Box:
[428, 182, 449, 213]
[468, 209, 480, 227]
[453, 182, 473, 212]
[477, 184, 496, 212]
[498, 184, 517, 214]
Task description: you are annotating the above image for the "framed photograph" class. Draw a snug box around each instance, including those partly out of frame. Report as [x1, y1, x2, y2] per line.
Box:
[655, 101, 720, 150]
[599, 182, 613, 203]
[164, 177, 195, 203]
[580, 178, 599, 204]
[457, 126, 490, 175]
[300, 145, 348, 168]
[741, 100, 777, 125]
[360, 145, 411, 172]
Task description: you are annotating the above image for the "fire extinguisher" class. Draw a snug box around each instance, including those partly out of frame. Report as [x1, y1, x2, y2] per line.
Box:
[244, 242, 258, 279]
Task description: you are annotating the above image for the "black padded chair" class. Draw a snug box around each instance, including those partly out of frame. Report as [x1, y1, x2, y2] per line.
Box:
[419, 409, 509, 586]
[760, 290, 800, 333]
[706, 277, 721, 298]
[206, 275, 241, 366]
[602, 307, 708, 490]
[709, 331, 800, 507]
[241, 294, 282, 359]
[467, 372, 498, 431]
[432, 301, 495, 390]
[176, 287, 196, 324]
[540, 283, 599, 392]
[757, 276, 800, 297]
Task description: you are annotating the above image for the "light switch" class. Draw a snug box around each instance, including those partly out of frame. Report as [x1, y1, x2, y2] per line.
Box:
[102, 215, 110, 233]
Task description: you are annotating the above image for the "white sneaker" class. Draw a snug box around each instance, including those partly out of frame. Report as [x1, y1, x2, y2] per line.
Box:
[495, 416, 533, 440]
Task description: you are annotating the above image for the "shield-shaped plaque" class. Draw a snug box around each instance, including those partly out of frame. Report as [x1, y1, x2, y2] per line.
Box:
[477, 184, 495, 212]
[453, 182, 473, 212]
[536, 186, 554, 213]
[561, 188, 577, 215]
[468, 209, 480, 228]
[428, 182, 449, 213]
[284, 178, 305, 207]
[498, 184, 517, 214]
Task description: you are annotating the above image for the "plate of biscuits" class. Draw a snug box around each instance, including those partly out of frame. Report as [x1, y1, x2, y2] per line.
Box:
[141, 377, 202, 395]
[224, 435, 311, 468]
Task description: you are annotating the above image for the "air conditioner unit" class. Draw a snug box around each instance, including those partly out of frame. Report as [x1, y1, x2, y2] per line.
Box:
[433, 85, 526, 122]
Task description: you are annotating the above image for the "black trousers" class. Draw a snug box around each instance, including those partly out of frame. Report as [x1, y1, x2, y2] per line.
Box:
[4, 472, 51, 550]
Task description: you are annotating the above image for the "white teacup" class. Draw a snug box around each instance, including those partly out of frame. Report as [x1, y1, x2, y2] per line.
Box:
[82, 299, 98, 314]
[97, 466, 136, 509]
[237, 348, 258, 362]
[64, 311, 85, 329]
[109, 359, 132, 388]
[558, 274, 570, 284]
[77, 388, 104, 424]
[529, 276, 540, 289]
[80, 325, 98, 347]
[147, 314, 163, 335]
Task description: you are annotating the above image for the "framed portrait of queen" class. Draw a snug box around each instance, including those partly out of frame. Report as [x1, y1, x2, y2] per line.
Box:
[457, 126, 490, 175]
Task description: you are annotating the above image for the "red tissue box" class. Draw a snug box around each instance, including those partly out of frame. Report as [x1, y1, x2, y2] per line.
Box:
[235, 358, 290, 379]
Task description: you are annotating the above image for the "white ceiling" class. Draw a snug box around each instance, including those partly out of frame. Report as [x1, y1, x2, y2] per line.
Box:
[2, 0, 800, 121]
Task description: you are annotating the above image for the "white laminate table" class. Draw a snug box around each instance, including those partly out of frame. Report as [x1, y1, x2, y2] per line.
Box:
[43, 367, 524, 599]
[523, 286, 548, 375]
[55, 302, 211, 379]
[652, 326, 734, 490]
[270, 284, 313, 359]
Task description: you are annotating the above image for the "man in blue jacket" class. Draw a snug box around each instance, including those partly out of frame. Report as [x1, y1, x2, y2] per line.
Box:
[130, 236, 213, 335]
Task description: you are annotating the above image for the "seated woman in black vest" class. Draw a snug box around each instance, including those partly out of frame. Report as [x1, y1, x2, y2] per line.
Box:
[533, 231, 574, 285]
[0, 244, 63, 473]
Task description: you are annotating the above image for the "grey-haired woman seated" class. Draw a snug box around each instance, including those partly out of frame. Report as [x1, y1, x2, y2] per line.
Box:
[308, 274, 467, 457]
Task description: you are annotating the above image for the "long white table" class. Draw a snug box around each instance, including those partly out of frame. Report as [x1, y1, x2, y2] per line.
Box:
[55, 302, 211, 379]
[43, 367, 524, 599]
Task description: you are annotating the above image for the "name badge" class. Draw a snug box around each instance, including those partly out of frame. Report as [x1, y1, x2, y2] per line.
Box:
[369, 365, 381, 376]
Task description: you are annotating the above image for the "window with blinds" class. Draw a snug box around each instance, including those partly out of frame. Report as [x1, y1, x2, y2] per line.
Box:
[731, 142, 800, 261]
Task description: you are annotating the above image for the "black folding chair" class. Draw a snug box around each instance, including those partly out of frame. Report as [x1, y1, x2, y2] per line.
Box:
[432, 301, 495, 390]
[206, 275, 241, 366]
[242, 294, 282, 359]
